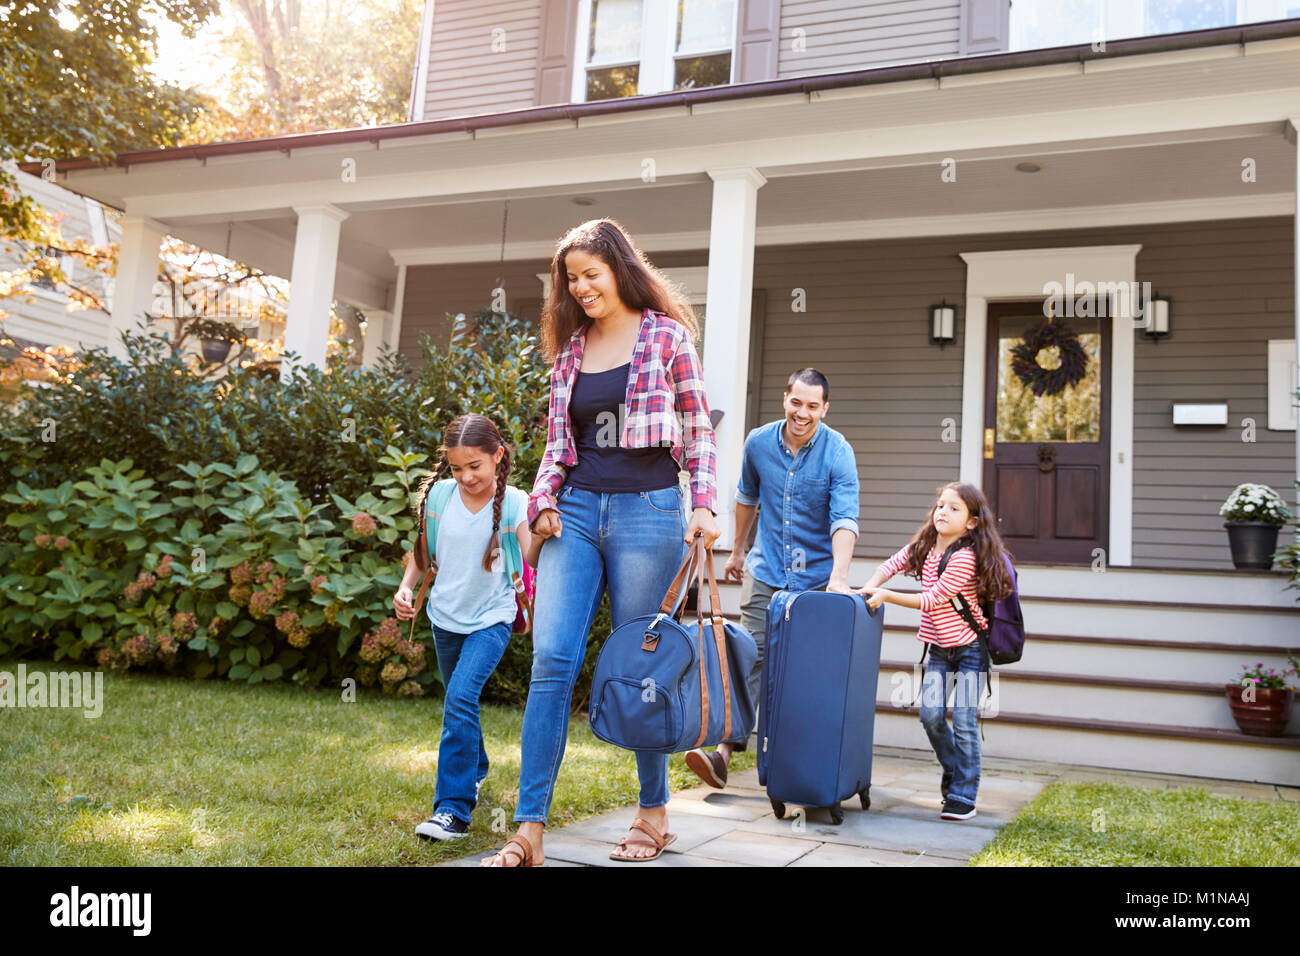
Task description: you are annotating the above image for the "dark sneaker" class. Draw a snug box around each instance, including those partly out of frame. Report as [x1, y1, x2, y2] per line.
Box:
[684, 748, 728, 789]
[941, 771, 953, 801]
[940, 798, 977, 821]
[415, 810, 470, 840]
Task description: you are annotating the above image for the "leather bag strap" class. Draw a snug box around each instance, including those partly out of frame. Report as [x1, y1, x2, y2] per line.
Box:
[659, 544, 699, 617]
[702, 542, 733, 741]
[691, 535, 711, 748]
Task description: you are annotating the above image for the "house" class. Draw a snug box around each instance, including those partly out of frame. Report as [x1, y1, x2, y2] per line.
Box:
[0, 163, 120, 353]
[25, 1, 1300, 785]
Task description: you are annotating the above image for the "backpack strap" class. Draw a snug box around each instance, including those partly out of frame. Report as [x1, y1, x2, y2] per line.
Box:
[407, 480, 456, 643]
[912, 641, 930, 706]
[496, 488, 534, 635]
[937, 541, 994, 714]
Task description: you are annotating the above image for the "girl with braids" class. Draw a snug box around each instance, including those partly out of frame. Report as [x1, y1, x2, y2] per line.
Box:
[481, 219, 719, 867]
[856, 482, 1014, 822]
[393, 413, 533, 841]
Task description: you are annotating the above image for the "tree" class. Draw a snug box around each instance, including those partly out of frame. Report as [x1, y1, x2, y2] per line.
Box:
[191, 0, 423, 142]
[0, 0, 220, 236]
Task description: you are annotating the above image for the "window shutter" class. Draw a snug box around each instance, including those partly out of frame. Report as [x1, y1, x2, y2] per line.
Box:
[959, 0, 1010, 55]
[735, 0, 781, 83]
[536, 0, 579, 105]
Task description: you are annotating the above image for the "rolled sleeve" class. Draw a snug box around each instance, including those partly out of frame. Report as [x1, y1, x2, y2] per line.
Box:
[528, 361, 571, 527]
[735, 431, 760, 507]
[828, 442, 860, 538]
[669, 331, 717, 513]
[830, 517, 859, 537]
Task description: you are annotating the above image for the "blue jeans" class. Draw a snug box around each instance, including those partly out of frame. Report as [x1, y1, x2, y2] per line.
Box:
[431, 620, 512, 823]
[514, 483, 688, 823]
[918, 641, 985, 806]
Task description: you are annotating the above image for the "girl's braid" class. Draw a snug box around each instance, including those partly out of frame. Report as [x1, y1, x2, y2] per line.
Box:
[413, 451, 449, 573]
[482, 443, 514, 572]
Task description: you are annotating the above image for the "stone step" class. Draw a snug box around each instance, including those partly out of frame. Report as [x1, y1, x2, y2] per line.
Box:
[879, 628, 1297, 684]
[875, 659, 1300, 734]
[872, 704, 1300, 786]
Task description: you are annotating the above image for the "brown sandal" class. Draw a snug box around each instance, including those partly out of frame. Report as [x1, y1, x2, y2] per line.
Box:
[609, 818, 677, 862]
[481, 834, 542, 867]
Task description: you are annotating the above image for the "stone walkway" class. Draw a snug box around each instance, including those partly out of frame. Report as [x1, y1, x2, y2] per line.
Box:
[446, 745, 1299, 867]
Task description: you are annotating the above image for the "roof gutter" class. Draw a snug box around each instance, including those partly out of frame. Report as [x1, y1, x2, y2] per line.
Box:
[22, 17, 1300, 175]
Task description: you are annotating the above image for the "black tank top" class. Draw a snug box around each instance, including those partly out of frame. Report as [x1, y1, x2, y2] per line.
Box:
[564, 363, 681, 492]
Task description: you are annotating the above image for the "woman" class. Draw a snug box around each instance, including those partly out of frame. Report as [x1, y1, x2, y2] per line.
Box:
[481, 219, 719, 866]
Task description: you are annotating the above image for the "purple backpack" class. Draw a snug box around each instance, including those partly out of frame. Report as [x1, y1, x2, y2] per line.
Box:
[937, 545, 1025, 665]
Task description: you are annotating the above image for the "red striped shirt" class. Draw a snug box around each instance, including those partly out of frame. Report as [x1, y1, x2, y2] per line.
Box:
[877, 544, 988, 648]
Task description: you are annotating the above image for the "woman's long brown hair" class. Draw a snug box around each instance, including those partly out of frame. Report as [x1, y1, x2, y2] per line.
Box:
[540, 218, 697, 362]
[901, 482, 1014, 605]
[412, 414, 513, 573]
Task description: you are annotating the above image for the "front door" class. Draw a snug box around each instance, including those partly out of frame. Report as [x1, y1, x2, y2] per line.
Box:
[982, 301, 1110, 564]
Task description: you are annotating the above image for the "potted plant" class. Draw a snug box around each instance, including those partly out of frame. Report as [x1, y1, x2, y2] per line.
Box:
[1218, 483, 1291, 570]
[1225, 658, 1297, 736]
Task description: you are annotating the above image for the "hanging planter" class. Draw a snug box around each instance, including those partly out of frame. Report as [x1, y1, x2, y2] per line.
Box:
[188, 318, 247, 366]
[1010, 318, 1089, 397]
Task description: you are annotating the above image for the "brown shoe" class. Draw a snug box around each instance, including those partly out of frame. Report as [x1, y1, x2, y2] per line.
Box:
[685, 748, 728, 789]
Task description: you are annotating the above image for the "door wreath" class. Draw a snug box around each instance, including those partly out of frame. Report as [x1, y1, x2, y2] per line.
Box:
[1010, 318, 1089, 397]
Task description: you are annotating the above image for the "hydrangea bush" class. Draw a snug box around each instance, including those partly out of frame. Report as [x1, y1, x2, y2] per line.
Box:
[1218, 483, 1291, 526]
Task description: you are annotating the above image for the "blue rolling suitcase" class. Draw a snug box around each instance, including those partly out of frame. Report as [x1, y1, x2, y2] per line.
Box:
[757, 590, 883, 824]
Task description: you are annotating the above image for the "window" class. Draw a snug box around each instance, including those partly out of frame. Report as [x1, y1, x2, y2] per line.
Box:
[584, 0, 642, 101]
[673, 0, 735, 91]
[31, 245, 65, 293]
[1009, 0, 1300, 51]
[573, 0, 736, 103]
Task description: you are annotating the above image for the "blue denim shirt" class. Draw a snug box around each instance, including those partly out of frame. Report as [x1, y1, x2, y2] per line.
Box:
[735, 420, 860, 591]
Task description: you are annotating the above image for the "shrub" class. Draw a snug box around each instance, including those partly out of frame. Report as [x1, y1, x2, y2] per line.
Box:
[0, 309, 611, 707]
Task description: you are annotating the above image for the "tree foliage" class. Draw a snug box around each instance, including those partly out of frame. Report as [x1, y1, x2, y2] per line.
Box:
[0, 0, 221, 233]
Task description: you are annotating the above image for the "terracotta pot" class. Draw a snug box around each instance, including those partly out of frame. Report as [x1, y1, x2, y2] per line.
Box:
[1223, 521, 1280, 570]
[1224, 684, 1294, 736]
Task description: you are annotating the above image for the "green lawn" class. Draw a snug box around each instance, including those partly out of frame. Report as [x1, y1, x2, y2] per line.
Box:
[0, 660, 755, 866]
[972, 781, 1300, 866]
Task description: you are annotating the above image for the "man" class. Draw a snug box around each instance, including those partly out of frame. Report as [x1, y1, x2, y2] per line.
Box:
[685, 367, 860, 788]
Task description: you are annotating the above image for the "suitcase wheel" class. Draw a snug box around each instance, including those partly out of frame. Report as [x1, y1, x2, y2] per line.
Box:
[859, 786, 871, 811]
[828, 802, 844, 826]
[770, 798, 786, 820]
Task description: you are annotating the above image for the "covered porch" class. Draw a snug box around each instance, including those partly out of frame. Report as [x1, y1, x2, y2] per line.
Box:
[42, 24, 1300, 569]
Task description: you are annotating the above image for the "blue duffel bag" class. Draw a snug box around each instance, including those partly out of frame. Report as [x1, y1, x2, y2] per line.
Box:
[589, 536, 757, 755]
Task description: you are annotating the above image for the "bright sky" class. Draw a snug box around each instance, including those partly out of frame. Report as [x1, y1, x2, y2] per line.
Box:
[146, 7, 237, 92]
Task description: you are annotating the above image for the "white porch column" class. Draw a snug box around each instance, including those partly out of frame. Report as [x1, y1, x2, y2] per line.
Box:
[701, 167, 765, 550]
[283, 204, 349, 382]
[360, 310, 391, 367]
[107, 216, 167, 361]
[1290, 116, 1300, 536]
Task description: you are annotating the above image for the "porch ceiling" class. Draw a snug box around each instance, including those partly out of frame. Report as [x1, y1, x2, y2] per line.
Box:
[153, 126, 1293, 292]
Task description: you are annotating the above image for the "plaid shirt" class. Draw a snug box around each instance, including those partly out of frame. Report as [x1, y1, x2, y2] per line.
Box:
[527, 309, 717, 526]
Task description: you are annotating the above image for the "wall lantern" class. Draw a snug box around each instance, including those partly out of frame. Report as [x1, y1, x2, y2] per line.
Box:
[930, 302, 956, 347]
[1143, 294, 1172, 341]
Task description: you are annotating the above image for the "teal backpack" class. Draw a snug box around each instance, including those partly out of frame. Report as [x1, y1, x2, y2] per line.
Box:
[408, 480, 534, 641]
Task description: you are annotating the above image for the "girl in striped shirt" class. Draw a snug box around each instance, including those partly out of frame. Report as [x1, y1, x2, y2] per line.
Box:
[857, 481, 1013, 821]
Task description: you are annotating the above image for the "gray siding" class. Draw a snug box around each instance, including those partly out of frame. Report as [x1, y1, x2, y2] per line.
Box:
[777, 0, 962, 77]
[421, 0, 542, 120]
[399, 219, 1295, 570]
[755, 219, 1295, 569]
